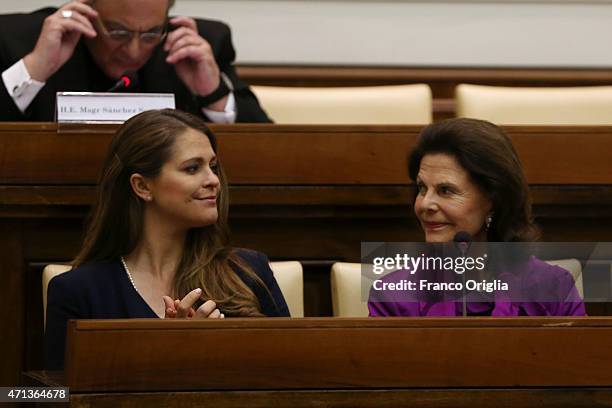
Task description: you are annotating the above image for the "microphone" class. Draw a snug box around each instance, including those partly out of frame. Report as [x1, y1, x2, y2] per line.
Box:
[453, 231, 472, 317]
[107, 71, 139, 92]
[453, 231, 472, 256]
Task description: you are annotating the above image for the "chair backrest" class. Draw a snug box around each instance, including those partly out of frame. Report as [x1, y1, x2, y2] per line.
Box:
[252, 84, 432, 124]
[269, 261, 304, 317]
[42, 261, 304, 326]
[330, 262, 368, 317]
[330, 259, 584, 317]
[42, 264, 72, 328]
[455, 84, 612, 125]
[545, 258, 584, 299]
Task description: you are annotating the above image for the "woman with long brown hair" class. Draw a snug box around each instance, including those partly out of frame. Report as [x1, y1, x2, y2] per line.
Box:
[45, 109, 288, 370]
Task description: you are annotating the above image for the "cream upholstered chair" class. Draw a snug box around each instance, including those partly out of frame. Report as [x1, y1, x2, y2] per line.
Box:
[330, 262, 368, 317]
[42, 264, 72, 328]
[42, 261, 304, 326]
[330, 259, 584, 317]
[251, 84, 432, 124]
[545, 258, 584, 299]
[269, 261, 304, 317]
[455, 84, 612, 125]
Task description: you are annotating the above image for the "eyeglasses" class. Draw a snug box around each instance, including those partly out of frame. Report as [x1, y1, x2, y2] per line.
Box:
[95, 16, 168, 46]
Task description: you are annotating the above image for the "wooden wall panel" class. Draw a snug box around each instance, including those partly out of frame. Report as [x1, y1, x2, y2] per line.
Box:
[2, 124, 612, 185]
[0, 220, 23, 386]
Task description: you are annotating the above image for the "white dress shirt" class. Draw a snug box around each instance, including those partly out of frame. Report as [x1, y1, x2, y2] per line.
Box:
[2, 58, 237, 123]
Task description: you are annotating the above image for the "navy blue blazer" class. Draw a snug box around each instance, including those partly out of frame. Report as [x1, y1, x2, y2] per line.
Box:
[45, 249, 289, 370]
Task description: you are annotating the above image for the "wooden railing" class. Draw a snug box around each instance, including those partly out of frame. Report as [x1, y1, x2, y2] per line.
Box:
[24, 317, 612, 407]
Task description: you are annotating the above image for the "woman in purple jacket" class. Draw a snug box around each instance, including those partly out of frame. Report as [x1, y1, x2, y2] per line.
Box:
[368, 118, 585, 317]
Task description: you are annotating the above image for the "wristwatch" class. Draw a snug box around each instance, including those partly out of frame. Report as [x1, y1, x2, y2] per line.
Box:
[194, 72, 233, 107]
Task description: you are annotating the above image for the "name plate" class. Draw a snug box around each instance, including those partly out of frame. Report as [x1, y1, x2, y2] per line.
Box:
[56, 92, 176, 123]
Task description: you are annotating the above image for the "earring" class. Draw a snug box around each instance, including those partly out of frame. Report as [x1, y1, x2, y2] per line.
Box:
[145, 195, 152, 202]
[485, 214, 493, 231]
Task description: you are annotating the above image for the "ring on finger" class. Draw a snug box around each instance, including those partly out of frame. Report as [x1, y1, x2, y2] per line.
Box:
[61, 10, 73, 19]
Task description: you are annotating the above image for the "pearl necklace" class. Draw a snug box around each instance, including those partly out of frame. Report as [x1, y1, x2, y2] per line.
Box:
[120, 256, 140, 294]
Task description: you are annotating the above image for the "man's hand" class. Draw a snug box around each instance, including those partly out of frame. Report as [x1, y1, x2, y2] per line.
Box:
[164, 16, 228, 111]
[24, 0, 98, 82]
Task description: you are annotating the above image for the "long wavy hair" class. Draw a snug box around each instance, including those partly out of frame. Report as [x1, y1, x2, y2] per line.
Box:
[73, 109, 264, 316]
[408, 118, 540, 242]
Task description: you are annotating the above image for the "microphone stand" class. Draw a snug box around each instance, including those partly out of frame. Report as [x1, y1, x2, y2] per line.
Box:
[462, 267, 467, 317]
[453, 232, 472, 317]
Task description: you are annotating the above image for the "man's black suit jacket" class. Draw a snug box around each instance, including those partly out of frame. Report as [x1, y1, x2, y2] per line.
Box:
[0, 8, 270, 122]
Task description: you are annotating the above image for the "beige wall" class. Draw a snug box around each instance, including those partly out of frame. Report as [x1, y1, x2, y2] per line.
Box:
[4, 0, 612, 67]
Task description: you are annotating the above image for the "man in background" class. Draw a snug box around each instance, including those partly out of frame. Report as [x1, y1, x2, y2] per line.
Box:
[0, 0, 270, 122]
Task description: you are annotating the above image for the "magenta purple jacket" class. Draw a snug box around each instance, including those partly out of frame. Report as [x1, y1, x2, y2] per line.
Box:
[368, 256, 586, 317]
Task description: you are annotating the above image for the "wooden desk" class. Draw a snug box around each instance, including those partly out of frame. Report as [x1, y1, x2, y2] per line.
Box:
[24, 317, 612, 407]
[2, 123, 612, 386]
